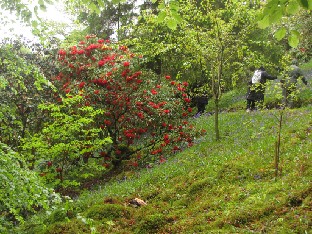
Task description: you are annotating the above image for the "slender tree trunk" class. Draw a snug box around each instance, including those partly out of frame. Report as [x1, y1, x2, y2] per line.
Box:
[214, 98, 220, 141]
[117, 3, 121, 41]
[275, 110, 283, 178]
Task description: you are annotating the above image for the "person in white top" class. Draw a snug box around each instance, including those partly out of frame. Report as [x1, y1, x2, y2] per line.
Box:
[246, 66, 277, 112]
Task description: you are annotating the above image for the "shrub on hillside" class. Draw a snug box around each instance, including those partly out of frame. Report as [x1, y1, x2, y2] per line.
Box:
[43, 35, 204, 174]
[0, 143, 56, 230]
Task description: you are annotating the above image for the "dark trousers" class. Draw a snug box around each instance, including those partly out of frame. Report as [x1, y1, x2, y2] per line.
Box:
[246, 99, 255, 110]
[247, 98, 264, 110]
[197, 103, 206, 114]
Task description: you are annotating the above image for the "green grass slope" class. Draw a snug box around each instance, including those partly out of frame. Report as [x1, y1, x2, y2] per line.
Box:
[17, 106, 312, 234]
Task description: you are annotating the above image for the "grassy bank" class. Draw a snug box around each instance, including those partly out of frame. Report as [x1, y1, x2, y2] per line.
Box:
[15, 105, 312, 234]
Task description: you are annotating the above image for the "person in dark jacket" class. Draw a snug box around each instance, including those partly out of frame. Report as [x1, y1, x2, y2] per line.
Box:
[195, 95, 209, 116]
[246, 66, 277, 112]
[281, 60, 308, 108]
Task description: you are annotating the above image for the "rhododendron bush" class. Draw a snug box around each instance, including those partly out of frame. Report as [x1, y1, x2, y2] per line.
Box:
[44, 35, 203, 177]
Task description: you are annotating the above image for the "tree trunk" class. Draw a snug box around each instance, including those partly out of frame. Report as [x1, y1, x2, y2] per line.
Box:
[275, 110, 283, 178]
[214, 98, 220, 141]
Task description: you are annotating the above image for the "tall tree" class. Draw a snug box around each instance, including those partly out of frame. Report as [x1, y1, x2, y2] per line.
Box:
[0, 38, 56, 152]
[64, 0, 137, 41]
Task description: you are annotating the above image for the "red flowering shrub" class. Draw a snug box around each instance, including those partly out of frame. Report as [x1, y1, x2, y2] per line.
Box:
[53, 35, 203, 168]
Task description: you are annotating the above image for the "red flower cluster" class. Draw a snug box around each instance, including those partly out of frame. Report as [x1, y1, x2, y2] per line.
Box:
[54, 36, 205, 169]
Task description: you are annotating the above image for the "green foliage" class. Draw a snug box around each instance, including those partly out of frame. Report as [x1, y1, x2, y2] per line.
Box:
[22, 94, 112, 188]
[0, 143, 54, 230]
[259, 0, 311, 47]
[0, 38, 56, 151]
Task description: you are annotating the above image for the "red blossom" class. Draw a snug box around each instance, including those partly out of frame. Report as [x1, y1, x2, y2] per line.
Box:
[104, 120, 112, 125]
[98, 60, 106, 67]
[151, 149, 162, 155]
[58, 49, 66, 55]
[173, 146, 180, 151]
[165, 75, 171, 80]
[68, 63, 75, 69]
[86, 34, 96, 39]
[70, 46, 77, 55]
[86, 44, 99, 50]
[163, 109, 170, 114]
[164, 134, 169, 141]
[184, 98, 191, 103]
[123, 61, 130, 67]
[159, 156, 166, 163]
[137, 112, 144, 119]
[122, 69, 130, 77]
[119, 45, 128, 51]
[78, 82, 86, 89]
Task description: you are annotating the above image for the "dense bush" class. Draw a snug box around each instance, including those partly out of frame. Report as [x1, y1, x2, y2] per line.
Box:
[0, 39, 56, 152]
[22, 95, 111, 189]
[51, 35, 204, 169]
[0, 143, 56, 231]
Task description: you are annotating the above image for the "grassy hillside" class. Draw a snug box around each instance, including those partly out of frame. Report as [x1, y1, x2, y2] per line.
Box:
[15, 106, 311, 234]
[13, 63, 312, 234]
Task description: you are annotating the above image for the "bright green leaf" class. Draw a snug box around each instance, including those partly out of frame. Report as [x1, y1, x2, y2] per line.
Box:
[258, 15, 270, 29]
[287, 0, 300, 14]
[288, 30, 300, 48]
[158, 2, 166, 10]
[97, 0, 105, 7]
[169, 1, 180, 11]
[269, 8, 283, 24]
[263, 0, 279, 16]
[274, 27, 287, 40]
[157, 11, 167, 23]
[89, 2, 100, 14]
[167, 18, 177, 30]
[172, 11, 182, 23]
